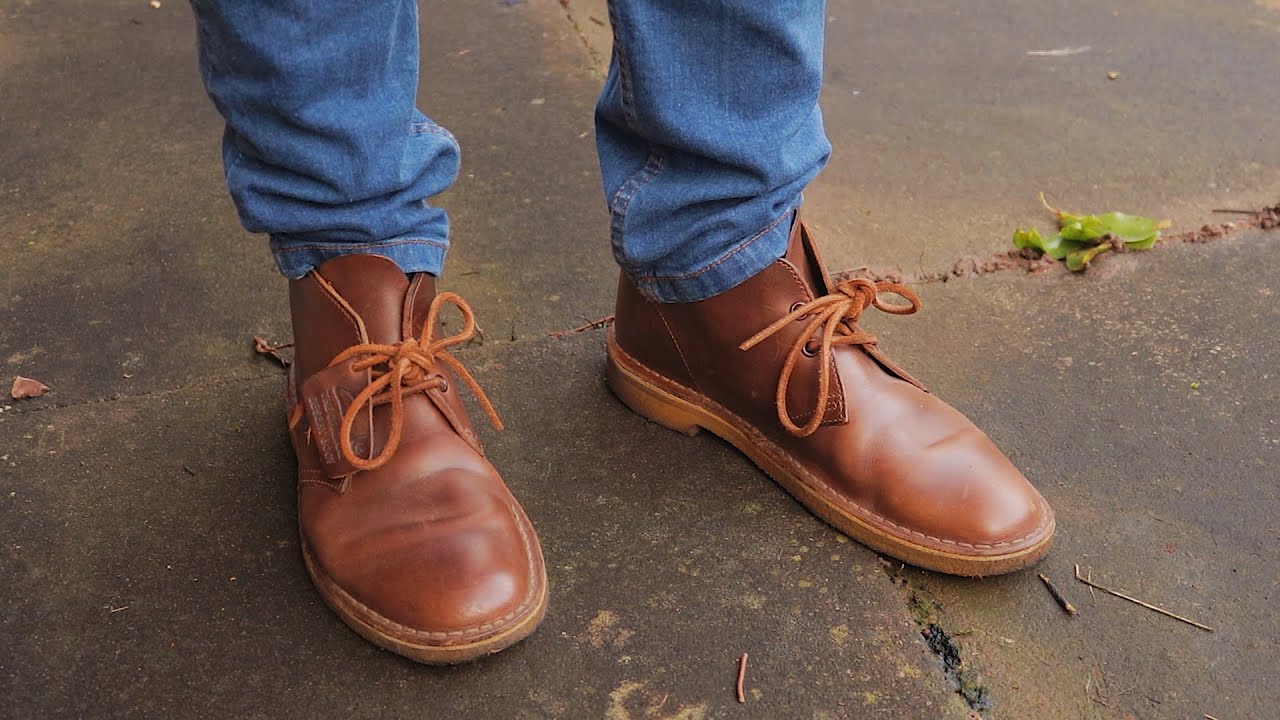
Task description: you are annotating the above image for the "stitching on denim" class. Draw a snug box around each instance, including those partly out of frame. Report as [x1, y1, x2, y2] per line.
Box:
[606, 1, 639, 129]
[274, 237, 448, 254]
[410, 123, 457, 142]
[636, 209, 791, 286]
[609, 151, 665, 262]
[609, 152, 663, 214]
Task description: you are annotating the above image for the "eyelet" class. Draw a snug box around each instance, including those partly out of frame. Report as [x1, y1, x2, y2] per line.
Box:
[435, 376, 449, 393]
[789, 301, 805, 313]
[801, 340, 819, 357]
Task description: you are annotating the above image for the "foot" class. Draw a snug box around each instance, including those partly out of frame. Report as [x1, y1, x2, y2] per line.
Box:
[286, 254, 547, 663]
[607, 216, 1054, 576]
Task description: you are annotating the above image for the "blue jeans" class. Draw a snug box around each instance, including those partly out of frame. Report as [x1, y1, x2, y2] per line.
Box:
[192, 1, 830, 302]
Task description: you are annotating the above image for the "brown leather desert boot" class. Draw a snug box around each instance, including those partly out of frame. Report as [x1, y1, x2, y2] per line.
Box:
[607, 216, 1054, 576]
[285, 254, 547, 663]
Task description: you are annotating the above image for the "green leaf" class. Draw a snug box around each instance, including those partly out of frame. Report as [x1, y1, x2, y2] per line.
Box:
[1057, 210, 1162, 248]
[1058, 212, 1108, 242]
[1017, 195, 1171, 270]
[1012, 227, 1046, 251]
[1096, 212, 1160, 249]
[1040, 193, 1165, 251]
[1013, 227, 1089, 260]
[1065, 243, 1112, 272]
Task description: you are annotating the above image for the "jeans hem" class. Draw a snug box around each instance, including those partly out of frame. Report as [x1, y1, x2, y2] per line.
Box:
[629, 209, 794, 303]
[270, 236, 448, 279]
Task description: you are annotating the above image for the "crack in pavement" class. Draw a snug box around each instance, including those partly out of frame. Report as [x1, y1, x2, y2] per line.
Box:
[11, 205, 1270, 413]
[833, 201, 1280, 286]
[556, 0, 606, 77]
[881, 562, 994, 718]
[538, 203, 1279, 338]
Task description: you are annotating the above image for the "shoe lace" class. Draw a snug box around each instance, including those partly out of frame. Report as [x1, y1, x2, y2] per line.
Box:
[322, 292, 502, 472]
[738, 278, 921, 438]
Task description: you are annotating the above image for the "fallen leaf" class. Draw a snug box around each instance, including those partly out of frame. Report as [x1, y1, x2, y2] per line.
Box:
[1065, 243, 1112, 271]
[11, 376, 50, 400]
[1012, 194, 1169, 272]
[1013, 227, 1088, 260]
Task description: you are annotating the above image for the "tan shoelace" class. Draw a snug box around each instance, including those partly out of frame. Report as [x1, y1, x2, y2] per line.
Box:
[318, 292, 502, 472]
[739, 278, 922, 437]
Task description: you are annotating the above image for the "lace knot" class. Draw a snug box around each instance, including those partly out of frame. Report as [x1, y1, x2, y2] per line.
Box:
[325, 291, 502, 472]
[739, 279, 921, 437]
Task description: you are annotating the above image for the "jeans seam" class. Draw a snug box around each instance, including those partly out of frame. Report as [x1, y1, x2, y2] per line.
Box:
[273, 237, 448, 254]
[609, 151, 665, 267]
[633, 209, 791, 285]
[224, 139, 246, 179]
[410, 121, 455, 140]
[606, 1, 639, 129]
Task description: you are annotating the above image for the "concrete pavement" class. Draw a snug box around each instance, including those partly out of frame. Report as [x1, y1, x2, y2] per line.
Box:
[3, 1, 1278, 718]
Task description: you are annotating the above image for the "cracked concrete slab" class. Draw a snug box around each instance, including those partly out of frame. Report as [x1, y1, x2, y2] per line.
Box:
[4, 0, 1279, 717]
[1, 332, 968, 720]
[855, 232, 1280, 719]
[811, 0, 1280, 273]
[0, 0, 615, 413]
[564, 0, 1280, 277]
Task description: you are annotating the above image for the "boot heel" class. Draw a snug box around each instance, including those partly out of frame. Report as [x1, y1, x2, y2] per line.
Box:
[606, 355, 703, 436]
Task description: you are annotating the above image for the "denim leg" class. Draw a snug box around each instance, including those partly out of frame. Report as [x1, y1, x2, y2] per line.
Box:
[191, 0, 457, 279]
[596, 1, 831, 303]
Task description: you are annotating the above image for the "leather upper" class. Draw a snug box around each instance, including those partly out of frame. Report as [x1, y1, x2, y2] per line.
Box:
[614, 218, 1053, 555]
[286, 255, 544, 640]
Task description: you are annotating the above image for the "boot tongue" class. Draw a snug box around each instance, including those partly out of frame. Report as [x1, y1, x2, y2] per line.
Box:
[404, 273, 439, 341]
[782, 215, 834, 298]
[290, 254, 413, 384]
[312, 254, 411, 346]
[780, 216, 929, 392]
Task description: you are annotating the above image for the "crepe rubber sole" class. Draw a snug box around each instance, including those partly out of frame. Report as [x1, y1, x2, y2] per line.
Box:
[302, 539, 548, 665]
[606, 331, 1053, 577]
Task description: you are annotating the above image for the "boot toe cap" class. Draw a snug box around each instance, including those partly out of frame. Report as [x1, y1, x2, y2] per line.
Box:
[871, 426, 1055, 556]
[303, 466, 545, 645]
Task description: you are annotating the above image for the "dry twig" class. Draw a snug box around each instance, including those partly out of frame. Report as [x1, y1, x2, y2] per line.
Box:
[547, 314, 615, 338]
[1038, 573, 1077, 615]
[1074, 564, 1213, 632]
[736, 653, 748, 704]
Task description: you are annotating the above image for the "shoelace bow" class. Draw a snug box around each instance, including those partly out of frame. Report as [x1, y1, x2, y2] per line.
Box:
[323, 292, 501, 472]
[738, 278, 921, 438]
